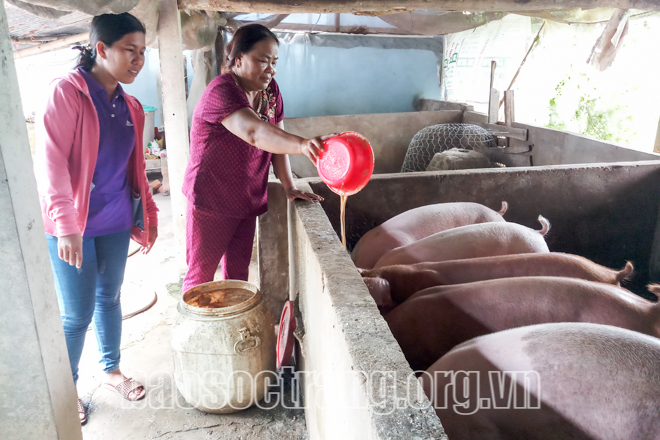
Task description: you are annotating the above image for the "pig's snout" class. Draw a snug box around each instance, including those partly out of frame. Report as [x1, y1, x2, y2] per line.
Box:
[363, 277, 394, 311]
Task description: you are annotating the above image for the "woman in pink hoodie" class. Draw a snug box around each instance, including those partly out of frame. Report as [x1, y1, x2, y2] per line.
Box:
[34, 13, 158, 424]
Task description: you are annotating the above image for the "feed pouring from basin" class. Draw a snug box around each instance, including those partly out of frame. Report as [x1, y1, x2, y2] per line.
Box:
[317, 131, 375, 196]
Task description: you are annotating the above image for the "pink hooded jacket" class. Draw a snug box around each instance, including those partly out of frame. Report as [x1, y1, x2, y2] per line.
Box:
[34, 69, 158, 247]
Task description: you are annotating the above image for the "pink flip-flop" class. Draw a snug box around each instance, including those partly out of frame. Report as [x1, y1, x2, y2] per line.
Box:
[103, 377, 146, 401]
[77, 398, 87, 425]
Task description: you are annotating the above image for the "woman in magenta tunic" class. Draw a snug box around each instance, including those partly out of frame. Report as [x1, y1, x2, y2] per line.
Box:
[182, 24, 331, 292]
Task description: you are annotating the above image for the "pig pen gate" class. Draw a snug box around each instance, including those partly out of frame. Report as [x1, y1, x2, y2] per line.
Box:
[3, 1, 660, 439]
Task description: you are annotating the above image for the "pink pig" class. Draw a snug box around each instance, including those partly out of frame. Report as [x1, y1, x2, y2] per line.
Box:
[420, 323, 660, 440]
[360, 253, 633, 310]
[351, 202, 508, 269]
[386, 276, 659, 371]
[373, 216, 550, 269]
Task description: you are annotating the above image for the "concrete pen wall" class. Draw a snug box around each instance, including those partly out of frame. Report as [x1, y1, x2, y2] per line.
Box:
[463, 111, 660, 167]
[284, 110, 463, 177]
[280, 160, 660, 436]
[285, 108, 660, 178]
[288, 181, 447, 440]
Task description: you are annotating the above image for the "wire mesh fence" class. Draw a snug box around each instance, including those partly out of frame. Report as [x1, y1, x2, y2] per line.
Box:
[401, 123, 497, 172]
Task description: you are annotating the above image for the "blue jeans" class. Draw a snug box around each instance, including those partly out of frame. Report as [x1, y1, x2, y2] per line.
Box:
[46, 228, 131, 385]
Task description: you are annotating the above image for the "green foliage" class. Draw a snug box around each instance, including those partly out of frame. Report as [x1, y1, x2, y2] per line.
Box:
[547, 98, 566, 131]
[546, 79, 566, 131]
[574, 96, 620, 143]
[545, 74, 631, 144]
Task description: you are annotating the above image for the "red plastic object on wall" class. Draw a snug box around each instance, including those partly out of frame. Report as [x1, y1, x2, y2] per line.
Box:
[316, 132, 375, 196]
[276, 300, 297, 370]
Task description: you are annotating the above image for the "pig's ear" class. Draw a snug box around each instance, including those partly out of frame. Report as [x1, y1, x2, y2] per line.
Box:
[357, 267, 379, 278]
[647, 283, 660, 299]
[617, 261, 634, 284]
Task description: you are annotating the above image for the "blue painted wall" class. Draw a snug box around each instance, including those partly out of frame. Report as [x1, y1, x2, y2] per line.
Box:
[17, 38, 441, 126]
[15, 47, 163, 127]
[184, 38, 442, 118]
[275, 43, 442, 118]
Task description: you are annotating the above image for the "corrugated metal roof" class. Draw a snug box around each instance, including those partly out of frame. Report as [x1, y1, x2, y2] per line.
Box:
[6, 2, 91, 40]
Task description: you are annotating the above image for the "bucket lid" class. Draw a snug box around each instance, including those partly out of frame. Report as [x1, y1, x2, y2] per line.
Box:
[276, 301, 297, 370]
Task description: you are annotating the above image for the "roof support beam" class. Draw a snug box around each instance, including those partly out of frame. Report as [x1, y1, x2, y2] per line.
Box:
[0, 2, 82, 439]
[11, 37, 57, 44]
[654, 114, 660, 154]
[231, 20, 415, 35]
[177, 0, 660, 14]
[255, 13, 290, 27]
[12, 32, 89, 59]
[157, 0, 190, 272]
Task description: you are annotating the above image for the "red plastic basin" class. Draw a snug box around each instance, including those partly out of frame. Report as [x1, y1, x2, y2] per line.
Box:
[276, 300, 296, 370]
[316, 131, 375, 196]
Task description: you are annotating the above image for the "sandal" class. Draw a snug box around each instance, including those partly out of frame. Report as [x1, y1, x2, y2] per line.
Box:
[78, 399, 87, 425]
[103, 377, 146, 401]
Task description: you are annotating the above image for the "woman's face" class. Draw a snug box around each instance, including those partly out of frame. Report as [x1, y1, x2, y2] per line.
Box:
[234, 38, 278, 91]
[97, 31, 146, 84]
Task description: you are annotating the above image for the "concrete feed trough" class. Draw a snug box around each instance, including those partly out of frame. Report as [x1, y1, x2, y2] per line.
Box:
[256, 107, 660, 439]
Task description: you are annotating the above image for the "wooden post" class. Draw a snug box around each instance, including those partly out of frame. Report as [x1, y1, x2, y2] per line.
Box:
[178, 0, 660, 14]
[182, 54, 189, 100]
[161, 156, 171, 193]
[504, 90, 515, 126]
[654, 115, 660, 154]
[214, 30, 224, 75]
[335, 13, 341, 32]
[499, 20, 546, 109]
[158, 0, 190, 273]
[0, 3, 82, 438]
[488, 60, 500, 124]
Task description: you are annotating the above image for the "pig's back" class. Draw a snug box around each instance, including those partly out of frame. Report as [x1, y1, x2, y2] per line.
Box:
[423, 323, 660, 440]
[374, 221, 548, 268]
[351, 202, 505, 269]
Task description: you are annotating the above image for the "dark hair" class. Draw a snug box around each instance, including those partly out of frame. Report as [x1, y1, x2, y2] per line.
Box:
[223, 24, 279, 73]
[75, 13, 146, 70]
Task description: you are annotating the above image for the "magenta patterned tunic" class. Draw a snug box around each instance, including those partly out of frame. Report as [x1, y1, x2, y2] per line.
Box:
[183, 73, 284, 217]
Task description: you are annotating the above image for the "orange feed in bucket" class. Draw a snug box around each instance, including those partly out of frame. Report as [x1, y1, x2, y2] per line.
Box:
[184, 287, 254, 309]
[317, 132, 375, 196]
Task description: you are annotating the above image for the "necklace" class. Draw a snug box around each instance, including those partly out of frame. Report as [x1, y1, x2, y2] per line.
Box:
[255, 92, 263, 114]
[231, 72, 264, 115]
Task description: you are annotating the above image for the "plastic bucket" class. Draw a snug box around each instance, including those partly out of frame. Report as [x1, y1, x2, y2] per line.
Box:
[172, 280, 275, 413]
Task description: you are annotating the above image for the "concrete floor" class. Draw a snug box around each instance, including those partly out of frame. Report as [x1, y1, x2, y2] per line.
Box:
[76, 193, 307, 439]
